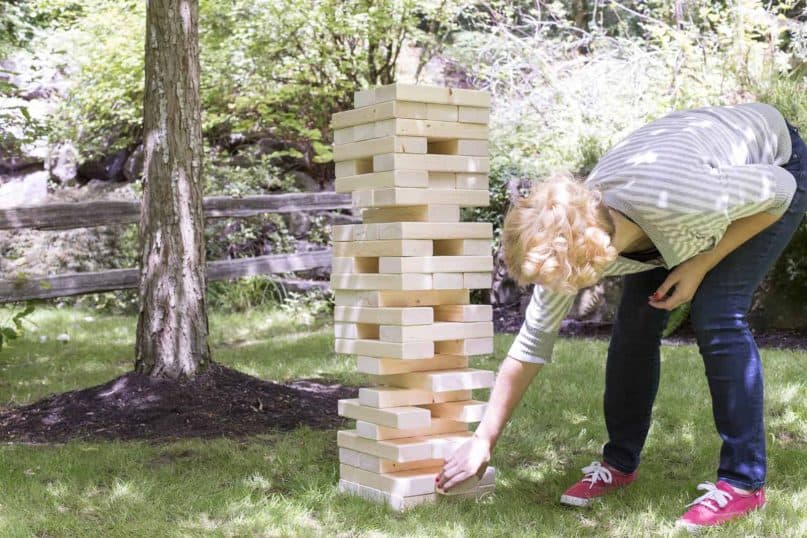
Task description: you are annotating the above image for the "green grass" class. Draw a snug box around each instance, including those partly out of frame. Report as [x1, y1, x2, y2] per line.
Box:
[1, 307, 806, 537]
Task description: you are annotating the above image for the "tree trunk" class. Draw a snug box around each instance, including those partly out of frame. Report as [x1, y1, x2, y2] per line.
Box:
[135, 0, 210, 379]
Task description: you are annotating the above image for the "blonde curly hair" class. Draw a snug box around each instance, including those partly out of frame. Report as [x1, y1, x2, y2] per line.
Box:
[502, 173, 618, 294]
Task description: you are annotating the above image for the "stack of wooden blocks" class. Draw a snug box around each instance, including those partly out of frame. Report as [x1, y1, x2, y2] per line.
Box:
[331, 83, 497, 510]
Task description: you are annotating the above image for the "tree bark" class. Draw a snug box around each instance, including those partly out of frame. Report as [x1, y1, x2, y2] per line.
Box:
[135, 0, 210, 379]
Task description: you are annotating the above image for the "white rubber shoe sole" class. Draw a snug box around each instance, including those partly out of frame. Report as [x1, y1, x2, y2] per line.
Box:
[559, 494, 592, 507]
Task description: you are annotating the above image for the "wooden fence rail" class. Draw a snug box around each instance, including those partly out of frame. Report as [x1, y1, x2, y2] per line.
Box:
[0, 250, 332, 303]
[0, 192, 352, 231]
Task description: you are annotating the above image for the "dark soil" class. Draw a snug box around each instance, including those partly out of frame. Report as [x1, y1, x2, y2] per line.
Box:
[0, 363, 357, 444]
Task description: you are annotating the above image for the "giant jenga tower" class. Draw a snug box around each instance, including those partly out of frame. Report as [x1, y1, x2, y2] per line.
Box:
[331, 83, 496, 510]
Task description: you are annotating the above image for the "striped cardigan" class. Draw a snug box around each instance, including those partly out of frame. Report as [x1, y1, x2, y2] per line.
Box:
[509, 103, 797, 364]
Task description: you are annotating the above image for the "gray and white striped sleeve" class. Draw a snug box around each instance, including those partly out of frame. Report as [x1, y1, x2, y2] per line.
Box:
[507, 284, 576, 364]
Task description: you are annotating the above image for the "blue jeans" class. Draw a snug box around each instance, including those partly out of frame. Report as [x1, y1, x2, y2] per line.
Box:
[602, 121, 807, 490]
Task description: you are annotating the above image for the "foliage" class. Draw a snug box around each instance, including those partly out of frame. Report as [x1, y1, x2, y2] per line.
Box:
[663, 302, 691, 337]
[0, 304, 35, 352]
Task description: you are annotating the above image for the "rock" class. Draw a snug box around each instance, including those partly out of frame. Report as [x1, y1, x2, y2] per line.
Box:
[285, 212, 311, 238]
[0, 154, 41, 173]
[123, 145, 145, 181]
[77, 149, 129, 183]
[48, 142, 79, 184]
[291, 170, 320, 192]
[255, 137, 286, 157]
[315, 211, 361, 226]
[0, 170, 49, 208]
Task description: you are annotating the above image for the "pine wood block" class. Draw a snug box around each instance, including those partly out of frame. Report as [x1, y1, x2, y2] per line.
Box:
[374, 118, 489, 140]
[334, 289, 469, 308]
[433, 305, 492, 322]
[362, 205, 460, 223]
[334, 100, 428, 129]
[338, 398, 431, 429]
[339, 448, 442, 473]
[353, 188, 489, 208]
[373, 83, 491, 108]
[335, 306, 434, 326]
[379, 256, 492, 274]
[455, 173, 489, 190]
[379, 222, 492, 240]
[337, 429, 472, 462]
[428, 172, 456, 190]
[464, 272, 493, 289]
[358, 387, 472, 408]
[331, 257, 379, 273]
[436, 466, 496, 495]
[379, 322, 494, 343]
[332, 224, 379, 242]
[372, 153, 489, 174]
[352, 122, 378, 142]
[428, 139, 489, 156]
[335, 338, 434, 359]
[370, 368, 495, 392]
[356, 419, 467, 440]
[353, 88, 376, 108]
[332, 239, 433, 257]
[435, 338, 494, 356]
[426, 103, 458, 122]
[335, 170, 429, 193]
[333, 127, 354, 145]
[458, 106, 490, 124]
[419, 400, 488, 423]
[334, 136, 427, 161]
[338, 479, 437, 511]
[357, 355, 469, 375]
[433, 239, 490, 256]
[335, 158, 373, 178]
[432, 273, 464, 289]
[330, 273, 433, 291]
[334, 322, 380, 339]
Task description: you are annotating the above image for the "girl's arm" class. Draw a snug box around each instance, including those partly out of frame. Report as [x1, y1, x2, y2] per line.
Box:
[436, 356, 543, 490]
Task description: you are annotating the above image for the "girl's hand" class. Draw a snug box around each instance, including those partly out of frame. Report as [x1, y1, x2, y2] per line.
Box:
[649, 256, 711, 310]
[436, 435, 492, 491]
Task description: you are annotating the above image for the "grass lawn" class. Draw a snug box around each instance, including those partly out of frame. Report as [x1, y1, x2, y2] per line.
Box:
[1, 306, 806, 537]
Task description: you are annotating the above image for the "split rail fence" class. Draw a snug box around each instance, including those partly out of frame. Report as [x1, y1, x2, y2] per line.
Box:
[0, 192, 352, 303]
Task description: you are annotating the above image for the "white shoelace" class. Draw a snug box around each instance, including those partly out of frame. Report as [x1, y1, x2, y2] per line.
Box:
[686, 482, 734, 512]
[581, 461, 613, 489]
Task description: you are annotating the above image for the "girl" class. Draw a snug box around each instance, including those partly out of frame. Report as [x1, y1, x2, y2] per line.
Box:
[436, 103, 806, 530]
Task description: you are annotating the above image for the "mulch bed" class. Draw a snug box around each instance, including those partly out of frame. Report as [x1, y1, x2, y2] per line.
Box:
[0, 363, 357, 444]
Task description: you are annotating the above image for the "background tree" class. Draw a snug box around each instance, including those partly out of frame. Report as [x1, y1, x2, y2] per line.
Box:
[135, 0, 210, 379]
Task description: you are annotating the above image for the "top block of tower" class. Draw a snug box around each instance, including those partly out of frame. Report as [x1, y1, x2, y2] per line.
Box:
[354, 83, 491, 109]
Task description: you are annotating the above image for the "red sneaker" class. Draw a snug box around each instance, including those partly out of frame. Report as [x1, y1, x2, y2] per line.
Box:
[559, 461, 637, 507]
[676, 481, 765, 530]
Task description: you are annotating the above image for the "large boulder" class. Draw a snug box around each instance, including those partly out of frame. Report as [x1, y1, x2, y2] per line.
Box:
[0, 170, 49, 208]
[77, 149, 129, 183]
[123, 144, 145, 181]
[48, 142, 79, 184]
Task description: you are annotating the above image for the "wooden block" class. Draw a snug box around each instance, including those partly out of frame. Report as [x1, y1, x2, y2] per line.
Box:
[359, 387, 472, 408]
[458, 106, 490, 124]
[356, 419, 467, 440]
[334, 136, 427, 161]
[435, 338, 494, 356]
[338, 398, 430, 429]
[333, 100, 428, 129]
[378, 222, 492, 240]
[433, 305, 492, 322]
[370, 368, 495, 392]
[463, 272, 492, 289]
[428, 172, 456, 190]
[332, 240, 433, 257]
[338, 479, 437, 511]
[331, 224, 379, 242]
[419, 400, 488, 423]
[335, 306, 434, 326]
[379, 256, 492, 274]
[352, 122, 378, 142]
[331, 257, 379, 273]
[353, 88, 376, 108]
[334, 323, 380, 339]
[373, 83, 490, 108]
[340, 464, 440, 498]
[371, 153, 489, 174]
[437, 466, 496, 495]
[339, 448, 442, 473]
[357, 355, 469, 375]
[337, 429, 471, 462]
[426, 103, 458, 122]
[333, 127, 354, 145]
[428, 140, 489, 156]
[330, 273, 433, 291]
[335, 170, 429, 193]
[432, 273, 464, 289]
[362, 205, 460, 223]
[335, 158, 373, 177]
[379, 322, 494, 343]
[433, 239, 490, 256]
[335, 338, 434, 359]
[375, 118, 489, 140]
[334, 289, 469, 307]
[353, 188, 489, 208]
[455, 173, 489, 190]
